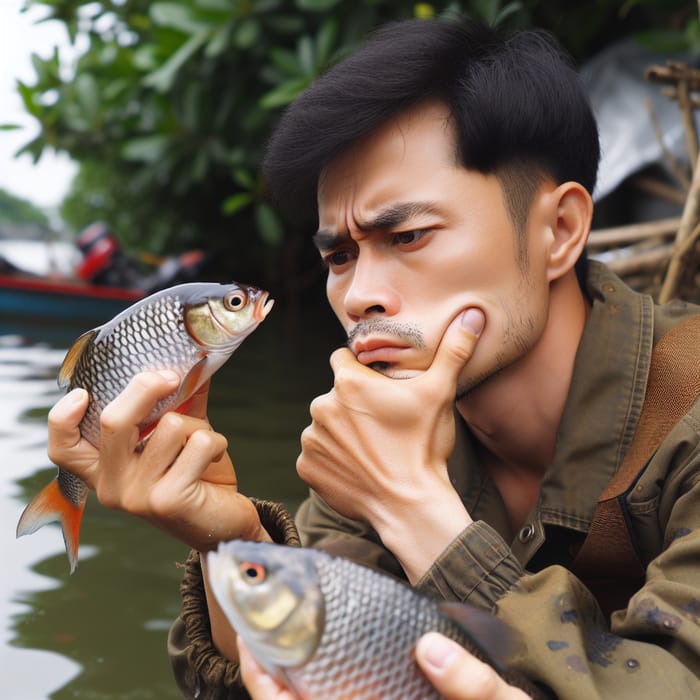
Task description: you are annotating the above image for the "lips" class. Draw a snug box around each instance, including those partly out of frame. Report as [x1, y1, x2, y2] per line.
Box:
[353, 337, 410, 366]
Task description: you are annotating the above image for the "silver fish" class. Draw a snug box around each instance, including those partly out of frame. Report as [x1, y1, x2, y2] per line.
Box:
[17, 282, 273, 573]
[207, 540, 544, 700]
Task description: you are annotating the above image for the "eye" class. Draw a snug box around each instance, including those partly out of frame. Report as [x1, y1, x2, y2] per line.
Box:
[240, 561, 266, 584]
[224, 290, 248, 311]
[393, 229, 429, 246]
[321, 248, 356, 270]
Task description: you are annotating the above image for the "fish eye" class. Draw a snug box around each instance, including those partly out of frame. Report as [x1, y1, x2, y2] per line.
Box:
[240, 561, 266, 584]
[224, 290, 248, 311]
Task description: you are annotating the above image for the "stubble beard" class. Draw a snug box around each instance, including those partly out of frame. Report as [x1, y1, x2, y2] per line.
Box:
[455, 298, 541, 401]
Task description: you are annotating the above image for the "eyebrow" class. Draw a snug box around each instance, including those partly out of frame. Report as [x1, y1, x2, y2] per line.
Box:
[313, 201, 440, 250]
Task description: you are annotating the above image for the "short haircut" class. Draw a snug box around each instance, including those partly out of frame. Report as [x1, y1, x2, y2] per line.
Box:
[262, 18, 599, 260]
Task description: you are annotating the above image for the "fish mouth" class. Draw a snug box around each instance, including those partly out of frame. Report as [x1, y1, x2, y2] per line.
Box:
[254, 291, 274, 322]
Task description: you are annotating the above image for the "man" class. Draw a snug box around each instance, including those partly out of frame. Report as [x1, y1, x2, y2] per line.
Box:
[48, 17, 700, 700]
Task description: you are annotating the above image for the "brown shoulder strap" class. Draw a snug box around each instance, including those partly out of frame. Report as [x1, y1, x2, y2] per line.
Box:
[571, 314, 700, 616]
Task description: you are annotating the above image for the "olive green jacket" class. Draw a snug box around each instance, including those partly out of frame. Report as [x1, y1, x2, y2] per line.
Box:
[169, 262, 700, 698]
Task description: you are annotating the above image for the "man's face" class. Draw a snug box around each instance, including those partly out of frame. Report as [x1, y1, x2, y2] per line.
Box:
[315, 102, 551, 395]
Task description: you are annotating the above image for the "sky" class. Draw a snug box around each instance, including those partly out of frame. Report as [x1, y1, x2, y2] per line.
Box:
[0, 0, 78, 213]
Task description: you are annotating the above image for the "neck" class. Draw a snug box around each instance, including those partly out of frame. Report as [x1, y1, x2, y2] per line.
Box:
[457, 273, 589, 475]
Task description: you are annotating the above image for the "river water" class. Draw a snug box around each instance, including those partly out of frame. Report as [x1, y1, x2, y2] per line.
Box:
[1, 307, 339, 699]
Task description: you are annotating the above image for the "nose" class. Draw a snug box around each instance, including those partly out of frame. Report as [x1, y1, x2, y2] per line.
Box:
[343, 253, 400, 322]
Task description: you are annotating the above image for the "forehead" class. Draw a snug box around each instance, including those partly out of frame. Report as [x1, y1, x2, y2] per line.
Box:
[317, 102, 457, 220]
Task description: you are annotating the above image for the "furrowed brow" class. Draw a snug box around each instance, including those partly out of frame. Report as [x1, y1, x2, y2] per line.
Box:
[358, 201, 440, 232]
[312, 229, 344, 251]
[313, 201, 440, 250]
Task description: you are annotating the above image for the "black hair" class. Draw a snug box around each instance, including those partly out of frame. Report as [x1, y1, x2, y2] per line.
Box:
[262, 18, 599, 228]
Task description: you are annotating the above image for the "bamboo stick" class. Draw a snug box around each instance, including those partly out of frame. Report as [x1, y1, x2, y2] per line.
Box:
[588, 217, 680, 248]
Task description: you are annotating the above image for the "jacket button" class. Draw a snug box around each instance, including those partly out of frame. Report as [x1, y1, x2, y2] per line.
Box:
[518, 523, 535, 543]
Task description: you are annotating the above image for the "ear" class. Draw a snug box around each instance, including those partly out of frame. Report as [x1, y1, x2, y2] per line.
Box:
[542, 182, 592, 282]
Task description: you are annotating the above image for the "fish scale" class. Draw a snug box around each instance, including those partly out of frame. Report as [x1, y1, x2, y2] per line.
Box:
[17, 282, 272, 573]
[75, 293, 201, 447]
[290, 554, 469, 699]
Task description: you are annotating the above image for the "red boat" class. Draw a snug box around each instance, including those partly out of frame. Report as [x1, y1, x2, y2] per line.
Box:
[0, 271, 144, 326]
[0, 223, 205, 326]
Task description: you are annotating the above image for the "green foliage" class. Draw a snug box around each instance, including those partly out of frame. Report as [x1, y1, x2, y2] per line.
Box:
[0, 187, 50, 227]
[15, 0, 700, 296]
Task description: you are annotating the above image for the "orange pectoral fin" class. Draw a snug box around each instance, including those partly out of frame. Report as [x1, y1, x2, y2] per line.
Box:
[134, 359, 207, 443]
[178, 356, 208, 404]
[17, 478, 88, 574]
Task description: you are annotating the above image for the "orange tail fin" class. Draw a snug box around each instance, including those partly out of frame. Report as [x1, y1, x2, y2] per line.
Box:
[16, 478, 87, 574]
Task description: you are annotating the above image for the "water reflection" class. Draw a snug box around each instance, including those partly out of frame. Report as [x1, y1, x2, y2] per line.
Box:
[3, 307, 340, 699]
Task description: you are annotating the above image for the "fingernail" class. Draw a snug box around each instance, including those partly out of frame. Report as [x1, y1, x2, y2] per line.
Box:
[461, 308, 485, 337]
[66, 387, 88, 403]
[419, 633, 459, 670]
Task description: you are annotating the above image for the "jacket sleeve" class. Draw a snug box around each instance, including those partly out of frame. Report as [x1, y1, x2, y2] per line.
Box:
[168, 499, 300, 700]
[416, 457, 700, 698]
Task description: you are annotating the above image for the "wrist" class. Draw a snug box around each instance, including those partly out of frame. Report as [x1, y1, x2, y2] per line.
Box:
[375, 494, 472, 584]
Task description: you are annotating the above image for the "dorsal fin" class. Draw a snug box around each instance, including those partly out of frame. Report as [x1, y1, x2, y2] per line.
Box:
[58, 329, 97, 387]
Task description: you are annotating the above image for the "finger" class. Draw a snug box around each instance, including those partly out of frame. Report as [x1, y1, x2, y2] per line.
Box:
[158, 420, 231, 485]
[422, 308, 484, 388]
[99, 371, 180, 451]
[238, 638, 297, 700]
[415, 633, 529, 700]
[329, 346, 378, 379]
[47, 388, 89, 460]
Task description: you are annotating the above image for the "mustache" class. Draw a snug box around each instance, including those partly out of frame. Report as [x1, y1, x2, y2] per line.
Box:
[347, 319, 426, 349]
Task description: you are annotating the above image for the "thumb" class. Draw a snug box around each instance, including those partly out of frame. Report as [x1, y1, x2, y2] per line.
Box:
[426, 308, 484, 387]
[415, 633, 529, 700]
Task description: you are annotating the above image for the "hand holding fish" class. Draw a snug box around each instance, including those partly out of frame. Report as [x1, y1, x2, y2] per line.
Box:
[46, 372, 265, 552]
[23, 282, 273, 572]
[297, 308, 484, 583]
[238, 634, 531, 700]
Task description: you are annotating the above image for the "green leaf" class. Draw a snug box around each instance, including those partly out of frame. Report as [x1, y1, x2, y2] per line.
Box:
[0, 123, 21, 131]
[143, 31, 210, 92]
[233, 18, 260, 49]
[297, 35, 315, 75]
[493, 1, 523, 26]
[150, 3, 212, 34]
[295, 0, 341, 11]
[259, 76, 311, 109]
[204, 24, 231, 57]
[17, 81, 42, 118]
[222, 192, 253, 214]
[195, 0, 235, 11]
[269, 47, 302, 77]
[74, 73, 100, 123]
[132, 44, 160, 71]
[315, 19, 338, 66]
[255, 201, 284, 246]
[232, 167, 255, 189]
[121, 134, 169, 163]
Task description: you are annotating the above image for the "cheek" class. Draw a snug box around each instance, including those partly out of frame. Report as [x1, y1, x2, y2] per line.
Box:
[326, 277, 350, 328]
